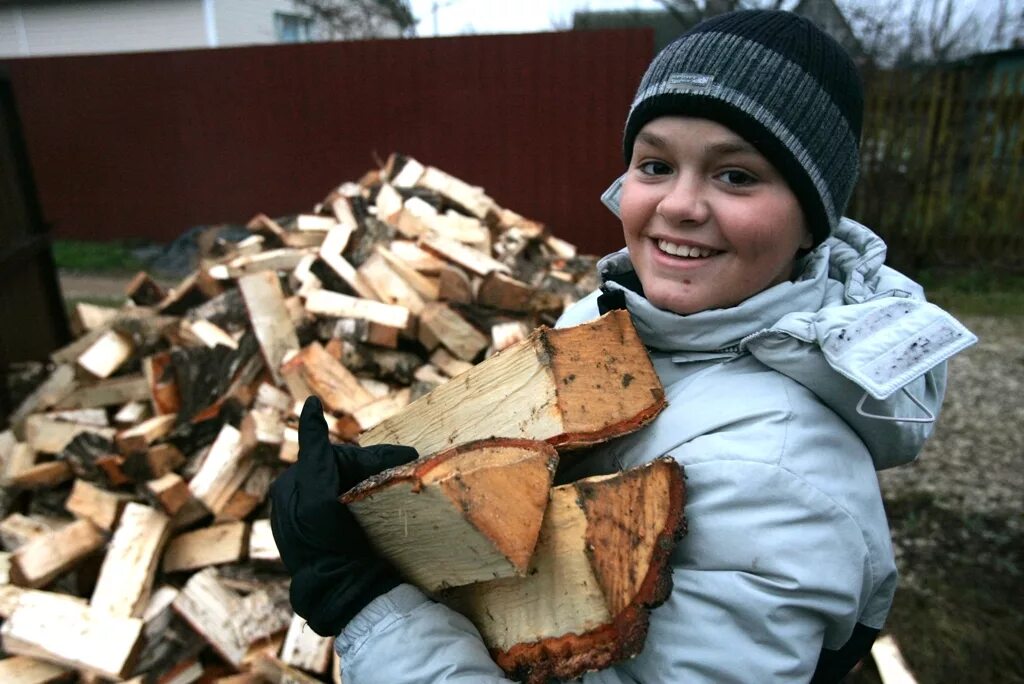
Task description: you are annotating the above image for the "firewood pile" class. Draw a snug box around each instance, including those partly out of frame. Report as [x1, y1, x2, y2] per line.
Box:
[0, 154, 682, 683]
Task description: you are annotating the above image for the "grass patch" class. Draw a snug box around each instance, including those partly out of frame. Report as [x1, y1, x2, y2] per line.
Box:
[916, 268, 1024, 317]
[53, 239, 146, 273]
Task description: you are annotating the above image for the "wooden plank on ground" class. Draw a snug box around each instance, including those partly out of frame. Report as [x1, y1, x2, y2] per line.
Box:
[872, 635, 918, 684]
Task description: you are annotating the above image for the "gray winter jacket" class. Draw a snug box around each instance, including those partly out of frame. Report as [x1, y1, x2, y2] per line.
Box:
[335, 218, 975, 682]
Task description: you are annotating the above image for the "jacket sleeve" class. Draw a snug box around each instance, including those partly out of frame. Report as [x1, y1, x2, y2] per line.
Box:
[336, 583, 513, 682]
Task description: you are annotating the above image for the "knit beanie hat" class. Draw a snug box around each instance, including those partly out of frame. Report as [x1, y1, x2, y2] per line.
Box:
[622, 10, 863, 246]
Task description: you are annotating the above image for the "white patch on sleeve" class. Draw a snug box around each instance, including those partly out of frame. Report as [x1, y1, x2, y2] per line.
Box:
[818, 300, 977, 400]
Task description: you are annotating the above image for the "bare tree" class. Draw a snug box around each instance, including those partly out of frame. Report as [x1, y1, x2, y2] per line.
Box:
[841, 0, 1024, 67]
[292, 0, 417, 39]
[653, 0, 793, 25]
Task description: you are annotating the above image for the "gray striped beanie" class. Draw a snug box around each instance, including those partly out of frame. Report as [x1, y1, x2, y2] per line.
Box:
[623, 10, 863, 246]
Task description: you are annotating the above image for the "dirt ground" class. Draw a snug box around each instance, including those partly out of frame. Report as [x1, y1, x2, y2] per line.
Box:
[876, 314, 1024, 683]
[55, 273, 1023, 682]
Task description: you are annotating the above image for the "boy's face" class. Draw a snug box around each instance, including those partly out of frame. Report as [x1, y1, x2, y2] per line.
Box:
[620, 116, 812, 315]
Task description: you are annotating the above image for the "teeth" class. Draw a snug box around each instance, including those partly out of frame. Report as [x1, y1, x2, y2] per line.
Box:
[657, 239, 715, 258]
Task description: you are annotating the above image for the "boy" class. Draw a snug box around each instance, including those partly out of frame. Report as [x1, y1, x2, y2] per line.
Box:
[271, 9, 976, 682]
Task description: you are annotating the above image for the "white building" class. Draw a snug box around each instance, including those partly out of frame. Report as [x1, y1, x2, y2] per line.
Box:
[0, 0, 316, 58]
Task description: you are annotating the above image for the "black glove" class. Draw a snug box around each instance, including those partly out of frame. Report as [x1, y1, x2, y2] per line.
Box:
[270, 395, 418, 636]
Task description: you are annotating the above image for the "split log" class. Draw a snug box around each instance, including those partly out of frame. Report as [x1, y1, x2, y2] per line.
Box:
[0, 590, 144, 680]
[303, 290, 410, 330]
[418, 302, 489, 361]
[343, 439, 558, 591]
[279, 342, 374, 414]
[163, 522, 248, 574]
[72, 303, 120, 334]
[280, 614, 332, 674]
[64, 480, 128, 531]
[216, 465, 273, 522]
[437, 264, 474, 304]
[188, 424, 254, 516]
[420, 235, 509, 278]
[388, 240, 447, 274]
[352, 388, 412, 433]
[358, 251, 426, 314]
[361, 310, 665, 457]
[90, 503, 171, 618]
[491, 320, 531, 353]
[123, 442, 187, 481]
[24, 416, 115, 455]
[115, 413, 177, 455]
[0, 655, 73, 683]
[442, 457, 686, 684]
[76, 330, 134, 379]
[250, 653, 321, 684]
[172, 569, 249, 667]
[8, 365, 76, 430]
[114, 401, 150, 426]
[144, 473, 192, 516]
[430, 348, 474, 379]
[237, 272, 300, 386]
[375, 245, 440, 300]
[9, 519, 106, 589]
[416, 166, 495, 219]
[0, 514, 60, 551]
[142, 354, 181, 416]
[125, 272, 167, 306]
[247, 520, 280, 563]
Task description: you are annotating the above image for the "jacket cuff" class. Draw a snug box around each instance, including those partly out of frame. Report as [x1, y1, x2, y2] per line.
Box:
[335, 583, 430, 655]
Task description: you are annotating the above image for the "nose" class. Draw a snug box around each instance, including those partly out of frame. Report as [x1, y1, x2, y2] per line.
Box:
[656, 173, 709, 226]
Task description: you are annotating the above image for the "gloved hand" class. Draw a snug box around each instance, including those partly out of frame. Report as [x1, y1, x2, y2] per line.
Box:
[270, 395, 418, 636]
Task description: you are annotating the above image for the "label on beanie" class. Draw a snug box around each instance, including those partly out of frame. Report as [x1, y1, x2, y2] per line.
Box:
[667, 73, 715, 89]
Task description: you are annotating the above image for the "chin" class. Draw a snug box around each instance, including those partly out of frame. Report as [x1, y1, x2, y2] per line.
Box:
[644, 286, 707, 315]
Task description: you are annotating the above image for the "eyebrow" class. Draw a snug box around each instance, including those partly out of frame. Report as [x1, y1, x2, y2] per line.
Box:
[634, 131, 758, 157]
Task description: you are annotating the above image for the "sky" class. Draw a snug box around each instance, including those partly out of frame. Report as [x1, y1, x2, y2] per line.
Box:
[405, 0, 1013, 42]
[407, 0, 666, 37]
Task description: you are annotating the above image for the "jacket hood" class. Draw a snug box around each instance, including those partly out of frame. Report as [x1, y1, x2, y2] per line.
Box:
[592, 218, 976, 469]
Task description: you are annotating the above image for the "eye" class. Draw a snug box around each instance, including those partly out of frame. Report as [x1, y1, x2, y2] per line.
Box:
[716, 169, 757, 187]
[637, 160, 673, 176]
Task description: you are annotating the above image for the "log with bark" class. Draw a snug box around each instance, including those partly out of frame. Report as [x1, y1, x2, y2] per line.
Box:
[443, 457, 686, 684]
[359, 309, 665, 456]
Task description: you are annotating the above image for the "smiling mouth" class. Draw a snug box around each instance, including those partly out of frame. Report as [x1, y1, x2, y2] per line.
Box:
[656, 239, 722, 259]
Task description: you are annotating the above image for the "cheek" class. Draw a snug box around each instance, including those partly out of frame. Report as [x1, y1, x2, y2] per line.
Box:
[618, 182, 655, 240]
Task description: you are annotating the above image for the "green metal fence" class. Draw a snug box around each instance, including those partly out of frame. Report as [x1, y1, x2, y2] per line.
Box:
[850, 66, 1024, 272]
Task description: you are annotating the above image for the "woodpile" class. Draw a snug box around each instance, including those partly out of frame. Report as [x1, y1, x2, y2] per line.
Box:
[0, 154, 685, 683]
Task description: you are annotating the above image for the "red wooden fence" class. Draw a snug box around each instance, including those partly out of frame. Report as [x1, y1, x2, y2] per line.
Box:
[3, 29, 653, 257]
